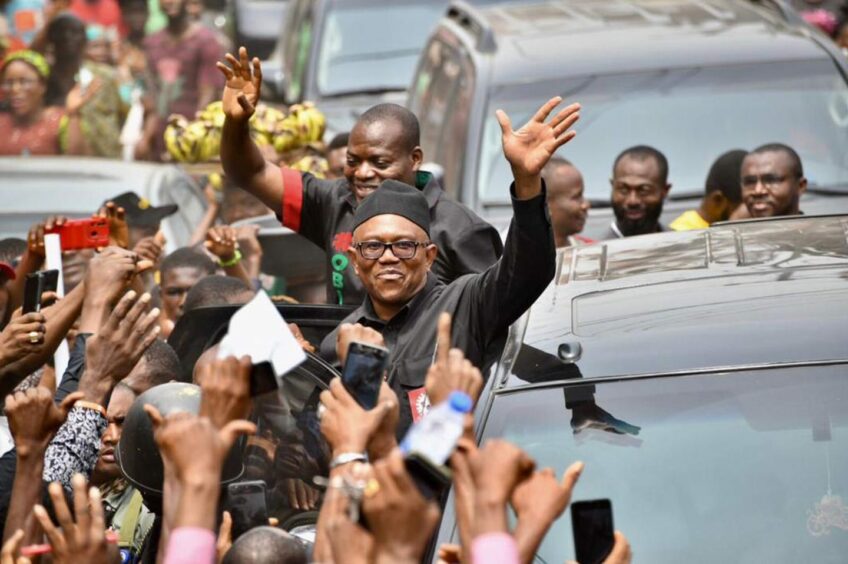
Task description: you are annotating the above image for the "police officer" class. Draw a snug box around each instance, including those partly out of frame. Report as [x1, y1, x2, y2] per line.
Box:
[318, 96, 581, 433]
[217, 47, 503, 306]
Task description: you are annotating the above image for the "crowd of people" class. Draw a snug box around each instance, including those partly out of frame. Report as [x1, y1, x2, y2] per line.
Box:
[0, 0, 837, 562]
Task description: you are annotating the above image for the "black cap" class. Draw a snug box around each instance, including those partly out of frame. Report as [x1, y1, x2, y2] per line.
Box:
[105, 192, 178, 227]
[351, 180, 430, 235]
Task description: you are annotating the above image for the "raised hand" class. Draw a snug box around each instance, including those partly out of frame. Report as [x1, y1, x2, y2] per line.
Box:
[319, 378, 395, 457]
[132, 232, 165, 267]
[197, 355, 252, 430]
[4, 369, 83, 458]
[512, 462, 584, 563]
[84, 246, 142, 307]
[95, 202, 130, 249]
[204, 225, 239, 262]
[496, 97, 580, 197]
[425, 313, 483, 407]
[0, 312, 47, 366]
[361, 450, 441, 563]
[65, 78, 102, 116]
[33, 476, 112, 564]
[217, 46, 262, 122]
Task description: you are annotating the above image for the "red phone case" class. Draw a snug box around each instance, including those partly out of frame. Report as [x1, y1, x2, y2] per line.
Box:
[45, 218, 110, 250]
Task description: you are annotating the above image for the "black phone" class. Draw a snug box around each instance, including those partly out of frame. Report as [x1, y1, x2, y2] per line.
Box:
[22, 270, 59, 314]
[341, 341, 389, 409]
[404, 452, 452, 500]
[225, 480, 268, 540]
[571, 499, 614, 564]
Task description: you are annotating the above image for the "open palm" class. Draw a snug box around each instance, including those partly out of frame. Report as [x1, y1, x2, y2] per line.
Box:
[497, 97, 581, 178]
[217, 46, 262, 121]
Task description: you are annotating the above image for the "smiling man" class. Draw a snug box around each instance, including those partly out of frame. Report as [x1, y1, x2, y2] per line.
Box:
[543, 157, 592, 247]
[316, 96, 581, 432]
[218, 48, 502, 305]
[741, 143, 807, 218]
[605, 145, 671, 238]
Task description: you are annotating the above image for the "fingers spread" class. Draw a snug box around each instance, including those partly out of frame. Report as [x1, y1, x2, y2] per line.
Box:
[532, 96, 563, 123]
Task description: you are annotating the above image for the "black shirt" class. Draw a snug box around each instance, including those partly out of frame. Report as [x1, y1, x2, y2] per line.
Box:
[280, 169, 503, 305]
[319, 186, 555, 434]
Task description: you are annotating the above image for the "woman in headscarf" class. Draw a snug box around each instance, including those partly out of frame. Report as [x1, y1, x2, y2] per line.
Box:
[0, 49, 94, 155]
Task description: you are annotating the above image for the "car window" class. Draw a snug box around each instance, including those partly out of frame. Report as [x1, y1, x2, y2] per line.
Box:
[478, 365, 848, 562]
[477, 59, 848, 204]
[411, 38, 475, 197]
[283, 0, 313, 102]
[315, 2, 446, 97]
[157, 170, 204, 248]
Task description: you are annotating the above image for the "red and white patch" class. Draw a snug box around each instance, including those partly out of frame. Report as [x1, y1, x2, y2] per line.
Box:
[407, 387, 431, 423]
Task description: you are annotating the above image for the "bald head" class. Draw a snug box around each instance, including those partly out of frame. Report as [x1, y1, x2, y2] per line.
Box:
[221, 527, 307, 564]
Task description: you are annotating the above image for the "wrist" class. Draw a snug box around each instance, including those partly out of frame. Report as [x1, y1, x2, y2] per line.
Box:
[375, 546, 421, 564]
[77, 372, 113, 405]
[15, 441, 48, 461]
[332, 442, 367, 458]
[512, 172, 542, 200]
[218, 248, 242, 267]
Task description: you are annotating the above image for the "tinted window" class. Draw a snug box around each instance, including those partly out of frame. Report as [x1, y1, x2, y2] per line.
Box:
[477, 60, 848, 203]
[410, 38, 475, 197]
[479, 365, 848, 562]
[315, 2, 446, 96]
[283, 0, 313, 102]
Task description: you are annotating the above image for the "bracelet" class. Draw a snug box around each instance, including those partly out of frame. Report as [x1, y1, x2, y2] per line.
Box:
[74, 400, 106, 416]
[330, 452, 368, 469]
[218, 248, 242, 267]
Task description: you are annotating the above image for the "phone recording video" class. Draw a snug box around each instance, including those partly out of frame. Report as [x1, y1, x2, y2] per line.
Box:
[571, 499, 614, 564]
[225, 480, 268, 540]
[45, 218, 110, 251]
[341, 341, 389, 410]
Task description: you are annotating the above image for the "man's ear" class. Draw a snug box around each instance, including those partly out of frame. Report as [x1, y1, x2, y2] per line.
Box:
[411, 146, 424, 171]
[347, 247, 360, 277]
[424, 243, 438, 270]
[798, 176, 808, 195]
[663, 183, 672, 198]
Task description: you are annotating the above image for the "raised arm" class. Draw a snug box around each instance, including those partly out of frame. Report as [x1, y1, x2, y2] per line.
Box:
[218, 47, 284, 212]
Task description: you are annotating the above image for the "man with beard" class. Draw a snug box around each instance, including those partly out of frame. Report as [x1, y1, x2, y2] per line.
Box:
[740, 143, 806, 218]
[605, 145, 671, 238]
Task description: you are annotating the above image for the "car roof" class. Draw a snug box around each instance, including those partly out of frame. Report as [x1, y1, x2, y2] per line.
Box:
[445, 0, 826, 86]
[502, 215, 848, 388]
[0, 156, 187, 214]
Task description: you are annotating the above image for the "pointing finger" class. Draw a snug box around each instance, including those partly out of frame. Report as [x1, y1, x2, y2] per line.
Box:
[436, 312, 451, 366]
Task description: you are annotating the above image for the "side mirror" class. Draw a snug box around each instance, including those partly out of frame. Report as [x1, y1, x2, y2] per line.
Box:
[261, 59, 287, 101]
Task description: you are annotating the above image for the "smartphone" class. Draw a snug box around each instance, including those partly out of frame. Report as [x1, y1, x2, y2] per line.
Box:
[404, 452, 452, 500]
[22, 270, 59, 314]
[341, 341, 389, 410]
[571, 499, 615, 564]
[249, 361, 280, 397]
[225, 480, 268, 540]
[45, 218, 110, 251]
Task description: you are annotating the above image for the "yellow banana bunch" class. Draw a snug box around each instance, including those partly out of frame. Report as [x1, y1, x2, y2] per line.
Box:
[289, 154, 330, 179]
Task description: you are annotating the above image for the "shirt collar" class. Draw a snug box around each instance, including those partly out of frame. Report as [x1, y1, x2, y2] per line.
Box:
[357, 272, 439, 326]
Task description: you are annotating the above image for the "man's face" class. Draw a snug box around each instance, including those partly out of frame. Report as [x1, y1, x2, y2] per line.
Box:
[741, 151, 806, 218]
[160, 266, 206, 322]
[54, 22, 86, 56]
[123, 4, 149, 34]
[327, 147, 347, 180]
[344, 120, 423, 204]
[349, 215, 436, 314]
[128, 224, 158, 248]
[95, 385, 136, 481]
[610, 156, 669, 236]
[159, 0, 186, 20]
[546, 164, 589, 241]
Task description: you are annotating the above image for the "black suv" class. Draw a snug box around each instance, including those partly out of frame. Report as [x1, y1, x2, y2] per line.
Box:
[431, 214, 848, 561]
[408, 0, 848, 236]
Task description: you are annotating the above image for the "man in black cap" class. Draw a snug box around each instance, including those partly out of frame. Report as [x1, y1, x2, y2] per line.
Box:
[217, 48, 503, 306]
[106, 192, 179, 247]
[318, 96, 581, 432]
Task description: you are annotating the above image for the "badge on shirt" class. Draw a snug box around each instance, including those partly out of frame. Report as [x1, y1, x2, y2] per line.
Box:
[407, 387, 431, 423]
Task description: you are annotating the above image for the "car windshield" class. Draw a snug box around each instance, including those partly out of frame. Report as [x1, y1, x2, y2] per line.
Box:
[478, 60, 848, 204]
[478, 365, 848, 562]
[316, 2, 445, 97]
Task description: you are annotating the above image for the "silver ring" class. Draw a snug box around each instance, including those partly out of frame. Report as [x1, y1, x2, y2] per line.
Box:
[317, 404, 326, 421]
[28, 331, 40, 344]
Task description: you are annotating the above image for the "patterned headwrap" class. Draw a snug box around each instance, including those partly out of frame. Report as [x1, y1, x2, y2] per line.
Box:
[1, 49, 51, 80]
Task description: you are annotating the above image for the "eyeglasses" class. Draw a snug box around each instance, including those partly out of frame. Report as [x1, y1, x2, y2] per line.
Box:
[354, 240, 428, 260]
[0, 78, 40, 91]
[741, 174, 794, 189]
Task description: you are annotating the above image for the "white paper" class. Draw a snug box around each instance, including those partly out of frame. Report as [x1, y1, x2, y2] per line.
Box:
[217, 291, 306, 376]
[44, 234, 69, 380]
